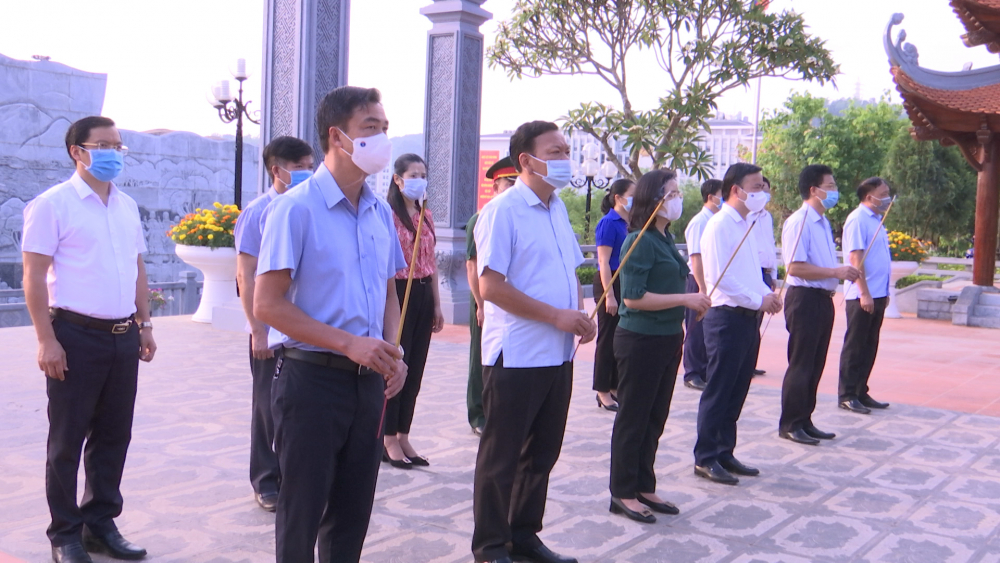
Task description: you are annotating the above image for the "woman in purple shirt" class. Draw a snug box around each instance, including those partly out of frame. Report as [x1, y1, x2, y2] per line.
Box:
[594, 179, 635, 411]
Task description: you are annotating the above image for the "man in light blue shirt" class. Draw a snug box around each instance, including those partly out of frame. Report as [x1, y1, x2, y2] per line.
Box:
[681, 179, 721, 391]
[254, 86, 407, 563]
[233, 135, 314, 513]
[838, 177, 893, 414]
[778, 165, 860, 446]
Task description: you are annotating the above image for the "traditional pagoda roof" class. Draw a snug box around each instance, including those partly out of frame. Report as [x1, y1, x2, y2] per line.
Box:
[885, 13, 1000, 165]
[951, 0, 1000, 52]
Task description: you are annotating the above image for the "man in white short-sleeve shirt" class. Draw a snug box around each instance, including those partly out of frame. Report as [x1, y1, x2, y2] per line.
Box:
[681, 179, 722, 390]
[21, 116, 155, 563]
[472, 121, 596, 563]
[837, 177, 893, 413]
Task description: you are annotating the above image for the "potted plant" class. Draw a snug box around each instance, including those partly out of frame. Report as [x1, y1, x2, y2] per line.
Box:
[886, 231, 927, 319]
[167, 203, 241, 323]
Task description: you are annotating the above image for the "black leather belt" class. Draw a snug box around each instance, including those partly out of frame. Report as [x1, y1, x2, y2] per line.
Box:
[279, 346, 377, 375]
[717, 305, 760, 318]
[51, 308, 134, 334]
[789, 286, 837, 299]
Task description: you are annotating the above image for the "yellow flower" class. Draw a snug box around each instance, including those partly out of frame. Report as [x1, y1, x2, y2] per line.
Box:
[179, 234, 186, 240]
[208, 234, 214, 240]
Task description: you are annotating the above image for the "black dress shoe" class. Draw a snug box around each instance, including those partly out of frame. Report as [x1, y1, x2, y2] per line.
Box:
[839, 399, 872, 414]
[803, 424, 836, 440]
[596, 394, 619, 412]
[694, 461, 739, 485]
[609, 497, 656, 523]
[753, 369, 766, 376]
[636, 493, 680, 515]
[859, 395, 889, 409]
[82, 529, 147, 560]
[472, 425, 484, 436]
[407, 454, 430, 467]
[684, 376, 707, 391]
[52, 543, 93, 563]
[510, 542, 578, 563]
[719, 457, 760, 477]
[255, 492, 278, 512]
[382, 447, 412, 469]
[779, 428, 820, 445]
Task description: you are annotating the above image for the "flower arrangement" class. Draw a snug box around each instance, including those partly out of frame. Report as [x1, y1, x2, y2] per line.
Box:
[887, 231, 927, 262]
[148, 288, 173, 311]
[167, 203, 240, 248]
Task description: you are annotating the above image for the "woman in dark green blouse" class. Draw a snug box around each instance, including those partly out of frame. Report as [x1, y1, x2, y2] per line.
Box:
[609, 169, 711, 523]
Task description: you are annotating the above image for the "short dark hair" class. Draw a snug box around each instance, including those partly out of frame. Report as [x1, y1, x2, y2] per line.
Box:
[600, 178, 635, 215]
[509, 121, 559, 173]
[798, 164, 834, 200]
[721, 163, 763, 200]
[857, 176, 886, 202]
[316, 86, 382, 153]
[629, 169, 678, 232]
[700, 179, 723, 203]
[762, 176, 771, 188]
[65, 116, 116, 160]
[262, 136, 314, 181]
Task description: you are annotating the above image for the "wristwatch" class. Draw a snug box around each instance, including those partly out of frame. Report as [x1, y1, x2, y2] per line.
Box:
[138, 321, 153, 330]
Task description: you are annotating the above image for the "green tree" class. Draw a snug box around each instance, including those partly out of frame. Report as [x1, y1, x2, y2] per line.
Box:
[756, 92, 907, 235]
[559, 187, 607, 241]
[882, 127, 977, 246]
[488, 0, 838, 182]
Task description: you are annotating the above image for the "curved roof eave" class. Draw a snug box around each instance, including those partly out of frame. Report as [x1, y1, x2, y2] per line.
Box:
[885, 13, 1000, 90]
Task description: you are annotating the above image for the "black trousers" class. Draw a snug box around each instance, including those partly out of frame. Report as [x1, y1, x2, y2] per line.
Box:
[472, 354, 572, 562]
[752, 269, 773, 368]
[592, 273, 621, 393]
[694, 307, 758, 466]
[467, 296, 485, 429]
[682, 274, 707, 383]
[779, 286, 835, 433]
[272, 355, 384, 563]
[610, 329, 682, 498]
[838, 297, 887, 402]
[249, 336, 280, 496]
[385, 277, 434, 436]
[46, 318, 139, 546]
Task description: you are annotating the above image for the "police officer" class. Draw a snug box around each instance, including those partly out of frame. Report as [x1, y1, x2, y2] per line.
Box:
[472, 121, 596, 563]
[466, 156, 517, 436]
[22, 116, 155, 563]
[254, 86, 408, 563]
[234, 135, 314, 511]
[778, 164, 860, 445]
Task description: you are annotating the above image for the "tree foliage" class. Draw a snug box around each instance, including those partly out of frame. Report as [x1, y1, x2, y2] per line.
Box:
[756, 92, 907, 234]
[882, 127, 977, 246]
[488, 0, 839, 182]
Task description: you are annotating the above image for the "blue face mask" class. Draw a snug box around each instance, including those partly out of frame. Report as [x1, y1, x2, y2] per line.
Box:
[282, 169, 312, 188]
[83, 148, 124, 182]
[530, 156, 572, 190]
[818, 187, 840, 209]
[624, 196, 633, 212]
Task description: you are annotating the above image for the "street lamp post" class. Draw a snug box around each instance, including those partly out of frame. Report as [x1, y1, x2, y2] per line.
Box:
[571, 142, 618, 243]
[209, 59, 259, 210]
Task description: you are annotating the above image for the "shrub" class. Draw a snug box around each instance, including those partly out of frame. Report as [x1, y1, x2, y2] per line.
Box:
[168, 203, 240, 248]
[895, 274, 945, 289]
[577, 265, 597, 286]
[887, 231, 927, 262]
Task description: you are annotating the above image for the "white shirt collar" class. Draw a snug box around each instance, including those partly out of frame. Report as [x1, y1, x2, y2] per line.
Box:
[512, 179, 554, 209]
[69, 172, 118, 202]
[720, 202, 746, 224]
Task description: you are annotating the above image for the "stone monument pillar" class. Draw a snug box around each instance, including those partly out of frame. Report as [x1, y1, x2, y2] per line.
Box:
[421, 0, 492, 325]
[260, 0, 350, 188]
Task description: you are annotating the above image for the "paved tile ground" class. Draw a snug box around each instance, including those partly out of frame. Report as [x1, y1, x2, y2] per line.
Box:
[2, 317, 1000, 562]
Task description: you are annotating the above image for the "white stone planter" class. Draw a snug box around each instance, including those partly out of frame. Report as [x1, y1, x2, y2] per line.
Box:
[174, 244, 238, 323]
[886, 260, 919, 319]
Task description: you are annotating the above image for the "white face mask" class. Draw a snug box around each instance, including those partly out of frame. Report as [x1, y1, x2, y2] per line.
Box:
[659, 196, 684, 221]
[741, 188, 768, 213]
[338, 129, 392, 175]
[400, 178, 427, 201]
[529, 156, 572, 189]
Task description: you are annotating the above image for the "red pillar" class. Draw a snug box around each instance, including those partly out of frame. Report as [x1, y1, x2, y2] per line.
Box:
[973, 140, 1000, 287]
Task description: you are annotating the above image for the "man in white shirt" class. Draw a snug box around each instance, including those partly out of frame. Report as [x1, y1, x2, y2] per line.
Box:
[682, 179, 722, 391]
[694, 163, 781, 486]
[233, 135, 314, 512]
[473, 121, 596, 563]
[22, 116, 156, 563]
[778, 164, 860, 446]
[750, 177, 779, 377]
[838, 177, 893, 414]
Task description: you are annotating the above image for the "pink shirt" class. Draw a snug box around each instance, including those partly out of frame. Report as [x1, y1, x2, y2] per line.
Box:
[393, 208, 437, 280]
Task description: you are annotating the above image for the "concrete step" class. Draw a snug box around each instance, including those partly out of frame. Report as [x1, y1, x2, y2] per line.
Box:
[979, 292, 1000, 307]
[969, 315, 1000, 329]
[973, 305, 1000, 318]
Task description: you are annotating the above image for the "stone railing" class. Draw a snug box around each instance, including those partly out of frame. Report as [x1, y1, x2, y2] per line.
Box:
[0, 272, 203, 328]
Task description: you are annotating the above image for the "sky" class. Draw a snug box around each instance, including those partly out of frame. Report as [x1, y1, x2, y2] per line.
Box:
[2, 0, 997, 140]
